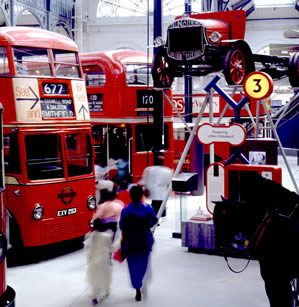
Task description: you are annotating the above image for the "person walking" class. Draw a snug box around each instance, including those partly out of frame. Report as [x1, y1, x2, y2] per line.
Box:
[140, 155, 172, 217]
[84, 218, 121, 305]
[94, 155, 114, 205]
[84, 187, 123, 305]
[115, 180, 131, 208]
[92, 187, 123, 222]
[119, 185, 158, 302]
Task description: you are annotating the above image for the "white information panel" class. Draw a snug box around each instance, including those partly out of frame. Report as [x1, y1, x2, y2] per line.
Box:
[13, 78, 41, 121]
[72, 80, 90, 121]
[197, 123, 246, 146]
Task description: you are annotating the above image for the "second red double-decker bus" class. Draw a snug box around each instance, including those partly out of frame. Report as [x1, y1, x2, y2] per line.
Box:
[0, 104, 15, 306]
[80, 50, 174, 183]
[0, 27, 96, 253]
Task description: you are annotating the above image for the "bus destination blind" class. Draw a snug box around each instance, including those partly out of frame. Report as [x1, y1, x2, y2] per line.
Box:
[87, 93, 103, 112]
[41, 98, 74, 118]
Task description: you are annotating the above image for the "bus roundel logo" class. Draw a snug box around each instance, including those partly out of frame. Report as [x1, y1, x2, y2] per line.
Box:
[243, 72, 273, 100]
[58, 186, 76, 205]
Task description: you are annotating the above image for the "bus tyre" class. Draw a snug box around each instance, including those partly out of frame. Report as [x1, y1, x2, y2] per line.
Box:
[288, 52, 299, 88]
[152, 49, 174, 88]
[291, 278, 298, 307]
[6, 213, 23, 263]
[223, 48, 249, 85]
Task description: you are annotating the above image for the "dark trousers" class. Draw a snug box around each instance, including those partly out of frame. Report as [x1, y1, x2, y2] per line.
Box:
[151, 200, 166, 217]
[126, 252, 150, 289]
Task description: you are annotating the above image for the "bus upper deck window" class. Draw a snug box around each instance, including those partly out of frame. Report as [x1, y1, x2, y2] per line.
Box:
[13, 47, 52, 76]
[0, 47, 9, 75]
[125, 64, 153, 86]
[83, 65, 106, 86]
[53, 50, 81, 78]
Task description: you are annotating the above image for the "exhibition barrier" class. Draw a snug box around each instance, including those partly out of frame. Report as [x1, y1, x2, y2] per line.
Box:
[181, 163, 282, 254]
[172, 172, 198, 238]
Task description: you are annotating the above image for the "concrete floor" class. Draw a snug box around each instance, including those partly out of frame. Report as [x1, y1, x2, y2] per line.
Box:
[7, 154, 299, 307]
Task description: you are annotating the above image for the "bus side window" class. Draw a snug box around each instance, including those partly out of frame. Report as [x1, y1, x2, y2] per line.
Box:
[4, 134, 21, 174]
[0, 47, 9, 75]
[83, 65, 106, 87]
[125, 64, 152, 86]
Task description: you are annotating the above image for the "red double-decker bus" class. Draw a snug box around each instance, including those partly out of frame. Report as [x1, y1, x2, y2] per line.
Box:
[0, 27, 96, 253]
[0, 104, 15, 306]
[80, 50, 174, 183]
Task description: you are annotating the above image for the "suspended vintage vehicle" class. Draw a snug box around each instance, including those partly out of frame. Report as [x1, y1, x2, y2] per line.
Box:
[152, 10, 299, 88]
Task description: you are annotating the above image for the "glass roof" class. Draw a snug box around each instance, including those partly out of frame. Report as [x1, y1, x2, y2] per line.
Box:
[98, 0, 200, 17]
[257, 0, 294, 6]
[97, 0, 295, 17]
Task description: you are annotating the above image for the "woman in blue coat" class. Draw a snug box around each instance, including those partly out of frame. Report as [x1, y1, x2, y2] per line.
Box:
[119, 185, 158, 301]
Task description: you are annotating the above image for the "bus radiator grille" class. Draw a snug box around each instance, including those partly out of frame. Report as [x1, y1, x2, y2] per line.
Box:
[41, 214, 89, 244]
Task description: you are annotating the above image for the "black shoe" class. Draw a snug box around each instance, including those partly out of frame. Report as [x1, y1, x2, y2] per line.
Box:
[92, 298, 98, 305]
[135, 289, 141, 301]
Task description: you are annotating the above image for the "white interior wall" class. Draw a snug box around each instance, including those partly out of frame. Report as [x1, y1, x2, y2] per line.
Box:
[85, 18, 155, 52]
[246, 6, 299, 53]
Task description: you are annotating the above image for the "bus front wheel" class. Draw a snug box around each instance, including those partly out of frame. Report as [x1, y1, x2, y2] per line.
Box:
[6, 211, 23, 262]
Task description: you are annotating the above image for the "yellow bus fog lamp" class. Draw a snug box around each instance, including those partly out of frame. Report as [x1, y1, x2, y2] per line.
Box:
[87, 196, 96, 210]
[32, 204, 44, 220]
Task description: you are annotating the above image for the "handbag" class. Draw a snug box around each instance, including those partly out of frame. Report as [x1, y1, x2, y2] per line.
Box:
[113, 248, 125, 263]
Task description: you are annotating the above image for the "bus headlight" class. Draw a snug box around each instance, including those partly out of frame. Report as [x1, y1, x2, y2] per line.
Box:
[87, 196, 96, 210]
[0, 233, 7, 263]
[32, 204, 44, 220]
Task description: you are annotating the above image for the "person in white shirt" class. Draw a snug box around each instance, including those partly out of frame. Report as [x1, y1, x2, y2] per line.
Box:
[140, 155, 172, 217]
[94, 156, 114, 205]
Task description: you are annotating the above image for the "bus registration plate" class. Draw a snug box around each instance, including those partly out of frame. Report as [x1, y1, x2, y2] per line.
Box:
[57, 207, 77, 217]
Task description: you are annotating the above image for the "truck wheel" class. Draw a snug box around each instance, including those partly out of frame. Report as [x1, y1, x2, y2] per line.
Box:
[151, 49, 174, 88]
[288, 52, 299, 88]
[223, 48, 248, 85]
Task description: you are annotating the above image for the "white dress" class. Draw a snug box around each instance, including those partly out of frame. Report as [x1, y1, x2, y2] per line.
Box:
[84, 227, 121, 301]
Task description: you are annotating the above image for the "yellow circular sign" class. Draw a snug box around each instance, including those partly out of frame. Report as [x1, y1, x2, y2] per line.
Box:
[243, 72, 273, 100]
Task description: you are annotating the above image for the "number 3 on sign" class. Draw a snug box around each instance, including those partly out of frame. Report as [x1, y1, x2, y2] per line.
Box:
[243, 72, 273, 100]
